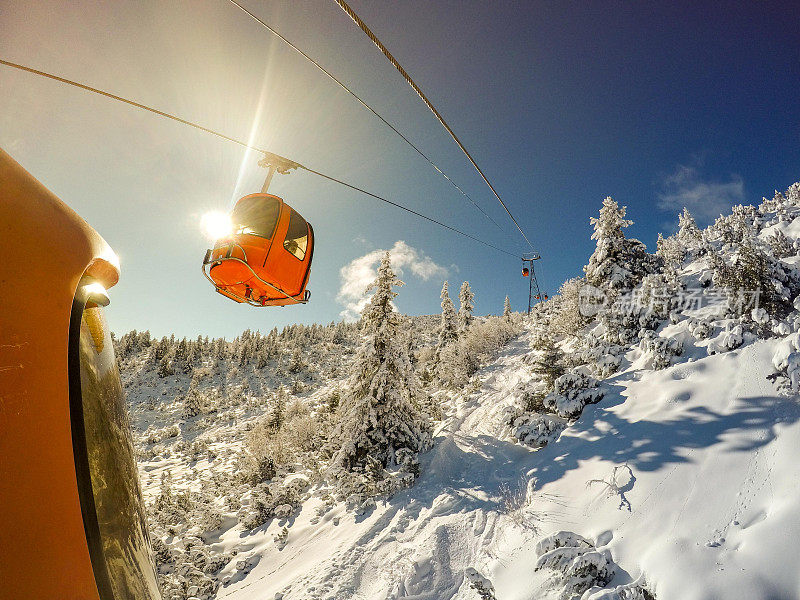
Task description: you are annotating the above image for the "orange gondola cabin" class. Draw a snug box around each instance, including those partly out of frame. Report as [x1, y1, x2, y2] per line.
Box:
[203, 193, 314, 307]
[522, 267, 530, 277]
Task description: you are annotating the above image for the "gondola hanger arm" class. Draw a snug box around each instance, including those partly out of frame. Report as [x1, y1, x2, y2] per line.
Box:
[258, 151, 302, 193]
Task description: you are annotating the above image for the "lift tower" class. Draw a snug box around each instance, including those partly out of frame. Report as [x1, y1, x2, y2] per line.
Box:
[522, 252, 544, 315]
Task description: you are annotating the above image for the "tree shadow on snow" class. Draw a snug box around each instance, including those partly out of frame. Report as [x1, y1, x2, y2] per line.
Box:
[530, 391, 800, 490]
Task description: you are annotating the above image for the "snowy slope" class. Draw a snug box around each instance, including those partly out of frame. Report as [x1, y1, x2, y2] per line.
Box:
[204, 322, 800, 600]
[493, 330, 800, 600]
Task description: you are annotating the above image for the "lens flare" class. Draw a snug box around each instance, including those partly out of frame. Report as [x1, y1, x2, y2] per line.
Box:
[201, 211, 232, 240]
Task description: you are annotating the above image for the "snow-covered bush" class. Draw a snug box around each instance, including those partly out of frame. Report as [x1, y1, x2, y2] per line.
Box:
[655, 233, 685, 289]
[535, 531, 656, 600]
[241, 401, 329, 484]
[579, 335, 624, 378]
[145, 424, 180, 444]
[770, 334, 800, 393]
[768, 229, 794, 259]
[237, 480, 304, 531]
[507, 409, 566, 448]
[148, 476, 234, 599]
[535, 531, 615, 597]
[639, 272, 678, 319]
[599, 303, 659, 346]
[543, 372, 604, 419]
[707, 324, 744, 354]
[687, 317, 714, 340]
[638, 330, 683, 370]
[183, 387, 219, 418]
[548, 277, 590, 337]
[437, 315, 522, 389]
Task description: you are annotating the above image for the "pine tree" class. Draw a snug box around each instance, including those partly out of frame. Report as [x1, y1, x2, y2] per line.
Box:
[457, 281, 475, 332]
[437, 281, 458, 350]
[288, 346, 305, 373]
[768, 229, 794, 259]
[527, 334, 566, 410]
[503, 296, 512, 319]
[550, 278, 588, 337]
[157, 352, 174, 378]
[183, 388, 203, 418]
[655, 232, 685, 288]
[677, 207, 702, 248]
[713, 233, 798, 320]
[175, 338, 188, 361]
[330, 252, 431, 474]
[584, 196, 654, 292]
[214, 339, 227, 361]
[268, 386, 287, 430]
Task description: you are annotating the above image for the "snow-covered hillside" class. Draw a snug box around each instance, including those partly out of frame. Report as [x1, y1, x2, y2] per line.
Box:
[121, 182, 800, 600]
[182, 325, 799, 600]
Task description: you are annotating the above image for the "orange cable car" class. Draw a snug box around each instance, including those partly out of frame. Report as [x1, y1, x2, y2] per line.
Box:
[0, 149, 161, 600]
[202, 154, 314, 307]
[522, 267, 530, 277]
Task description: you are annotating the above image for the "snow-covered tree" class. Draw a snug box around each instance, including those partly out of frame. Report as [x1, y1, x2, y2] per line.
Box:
[584, 197, 654, 292]
[458, 281, 475, 333]
[525, 334, 566, 410]
[655, 232, 685, 288]
[288, 347, 305, 374]
[713, 233, 799, 321]
[677, 207, 702, 248]
[330, 252, 431, 474]
[437, 281, 459, 350]
[503, 296, 512, 319]
[787, 182, 800, 207]
[157, 352, 174, 378]
[549, 278, 588, 337]
[768, 229, 794, 259]
[709, 206, 758, 246]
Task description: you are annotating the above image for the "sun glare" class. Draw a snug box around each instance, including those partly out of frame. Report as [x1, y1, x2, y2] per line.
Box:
[201, 211, 232, 240]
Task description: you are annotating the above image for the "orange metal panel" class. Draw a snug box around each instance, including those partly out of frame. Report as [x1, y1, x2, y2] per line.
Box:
[0, 149, 117, 600]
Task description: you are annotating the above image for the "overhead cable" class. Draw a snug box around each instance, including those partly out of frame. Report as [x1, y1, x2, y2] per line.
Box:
[0, 58, 519, 258]
[224, 0, 510, 239]
[331, 0, 536, 251]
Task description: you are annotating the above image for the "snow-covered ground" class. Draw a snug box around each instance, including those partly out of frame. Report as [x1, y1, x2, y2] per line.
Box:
[155, 320, 796, 600]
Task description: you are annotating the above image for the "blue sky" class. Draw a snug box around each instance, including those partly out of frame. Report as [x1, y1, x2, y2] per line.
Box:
[1, 1, 798, 338]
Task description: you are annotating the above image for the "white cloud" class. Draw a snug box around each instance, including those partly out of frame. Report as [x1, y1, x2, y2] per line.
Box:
[337, 240, 447, 321]
[658, 165, 745, 225]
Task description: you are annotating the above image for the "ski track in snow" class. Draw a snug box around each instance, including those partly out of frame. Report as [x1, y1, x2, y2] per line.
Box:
[216, 332, 541, 600]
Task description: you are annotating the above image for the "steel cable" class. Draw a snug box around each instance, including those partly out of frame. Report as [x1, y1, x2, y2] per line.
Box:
[225, 0, 510, 239]
[0, 57, 520, 258]
[331, 0, 536, 251]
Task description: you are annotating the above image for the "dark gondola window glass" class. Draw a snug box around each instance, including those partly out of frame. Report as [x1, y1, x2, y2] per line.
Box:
[76, 305, 161, 600]
[231, 196, 280, 238]
[283, 208, 308, 260]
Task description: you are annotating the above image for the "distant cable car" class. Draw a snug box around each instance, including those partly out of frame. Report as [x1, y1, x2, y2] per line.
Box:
[522, 267, 530, 277]
[202, 153, 314, 307]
